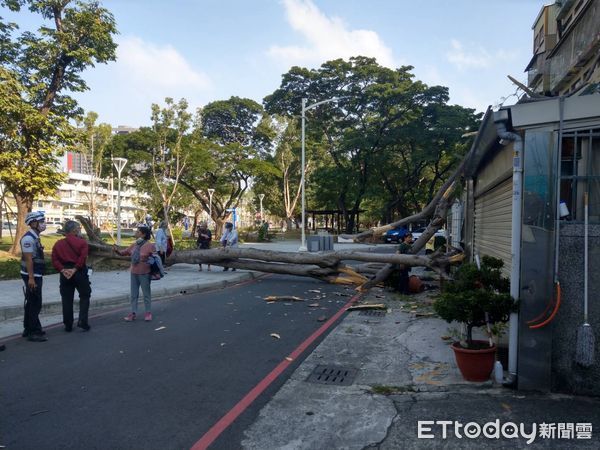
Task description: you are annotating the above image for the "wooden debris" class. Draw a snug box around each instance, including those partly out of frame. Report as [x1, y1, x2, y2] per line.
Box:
[264, 296, 304, 302]
[347, 303, 386, 311]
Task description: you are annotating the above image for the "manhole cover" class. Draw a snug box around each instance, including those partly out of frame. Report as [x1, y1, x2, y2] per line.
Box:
[306, 365, 358, 386]
[358, 310, 386, 317]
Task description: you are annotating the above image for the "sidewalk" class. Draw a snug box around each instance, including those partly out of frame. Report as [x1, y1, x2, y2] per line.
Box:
[241, 284, 600, 449]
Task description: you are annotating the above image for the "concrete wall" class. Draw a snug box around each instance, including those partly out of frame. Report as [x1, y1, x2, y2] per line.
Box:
[552, 223, 600, 395]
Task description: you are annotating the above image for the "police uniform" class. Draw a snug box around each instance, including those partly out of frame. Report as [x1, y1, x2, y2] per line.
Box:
[20, 227, 45, 337]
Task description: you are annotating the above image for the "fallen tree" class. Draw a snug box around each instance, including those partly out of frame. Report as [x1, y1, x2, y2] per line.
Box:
[78, 218, 463, 288]
[76, 143, 470, 290]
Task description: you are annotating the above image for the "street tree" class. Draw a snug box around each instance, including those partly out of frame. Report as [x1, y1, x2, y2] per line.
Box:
[0, 0, 117, 254]
[76, 111, 113, 227]
[264, 56, 476, 233]
[179, 97, 278, 236]
[149, 98, 196, 239]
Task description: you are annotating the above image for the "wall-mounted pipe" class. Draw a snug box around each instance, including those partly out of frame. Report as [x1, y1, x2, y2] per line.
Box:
[494, 112, 523, 385]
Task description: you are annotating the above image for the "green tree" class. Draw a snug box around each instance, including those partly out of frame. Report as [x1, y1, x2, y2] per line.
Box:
[76, 111, 113, 227]
[179, 97, 277, 236]
[0, 0, 117, 253]
[265, 57, 479, 231]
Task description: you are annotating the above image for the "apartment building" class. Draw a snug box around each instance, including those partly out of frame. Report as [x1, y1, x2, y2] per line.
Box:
[526, 0, 600, 95]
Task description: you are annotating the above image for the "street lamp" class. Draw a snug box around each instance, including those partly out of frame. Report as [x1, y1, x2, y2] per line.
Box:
[258, 193, 265, 223]
[207, 188, 215, 232]
[300, 96, 344, 251]
[112, 157, 128, 245]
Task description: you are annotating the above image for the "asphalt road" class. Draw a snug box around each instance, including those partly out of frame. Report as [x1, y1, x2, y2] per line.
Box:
[0, 274, 356, 450]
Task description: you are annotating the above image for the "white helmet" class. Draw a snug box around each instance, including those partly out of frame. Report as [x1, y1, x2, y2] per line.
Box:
[25, 211, 45, 225]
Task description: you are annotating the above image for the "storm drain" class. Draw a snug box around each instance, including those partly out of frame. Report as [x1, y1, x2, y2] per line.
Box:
[306, 365, 358, 386]
[358, 310, 386, 317]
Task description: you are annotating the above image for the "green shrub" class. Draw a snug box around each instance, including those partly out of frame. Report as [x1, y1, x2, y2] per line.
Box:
[433, 256, 517, 348]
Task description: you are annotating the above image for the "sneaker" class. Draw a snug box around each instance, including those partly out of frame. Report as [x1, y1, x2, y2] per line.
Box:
[28, 334, 48, 342]
[77, 321, 91, 331]
[124, 312, 136, 322]
[144, 312, 152, 322]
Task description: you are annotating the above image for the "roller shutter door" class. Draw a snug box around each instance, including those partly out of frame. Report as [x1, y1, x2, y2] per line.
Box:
[473, 177, 512, 276]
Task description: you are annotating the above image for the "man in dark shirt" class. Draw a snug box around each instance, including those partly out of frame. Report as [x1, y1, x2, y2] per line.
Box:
[51, 220, 92, 332]
[196, 222, 212, 271]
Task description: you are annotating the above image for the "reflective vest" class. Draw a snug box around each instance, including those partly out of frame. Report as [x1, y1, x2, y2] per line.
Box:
[20, 230, 45, 276]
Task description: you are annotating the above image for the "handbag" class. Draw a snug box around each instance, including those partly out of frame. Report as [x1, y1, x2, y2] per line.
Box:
[148, 254, 165, 281]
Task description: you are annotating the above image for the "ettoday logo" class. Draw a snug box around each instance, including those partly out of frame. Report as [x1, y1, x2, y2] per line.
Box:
[417, 420, 593, 444]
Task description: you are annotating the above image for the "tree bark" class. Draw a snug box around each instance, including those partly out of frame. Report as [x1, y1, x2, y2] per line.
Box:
[9, 194, 32, 255]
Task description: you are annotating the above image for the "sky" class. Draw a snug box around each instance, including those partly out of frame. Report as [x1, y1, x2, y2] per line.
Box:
[5, 0, 550, 127]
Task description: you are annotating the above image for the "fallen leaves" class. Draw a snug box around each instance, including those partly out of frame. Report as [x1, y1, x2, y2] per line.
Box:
[270, 333, 281, 339]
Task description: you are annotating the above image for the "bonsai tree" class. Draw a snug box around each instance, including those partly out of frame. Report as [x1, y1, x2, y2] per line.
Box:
[434, 256, 517, 349]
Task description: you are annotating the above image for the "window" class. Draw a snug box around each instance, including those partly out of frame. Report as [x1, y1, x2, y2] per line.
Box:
[37, 200, 43, 208]
[560, 129, 600, 222]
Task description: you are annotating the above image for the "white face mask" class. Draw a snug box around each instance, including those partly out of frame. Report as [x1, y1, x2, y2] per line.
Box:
[38, 222, 47, 232]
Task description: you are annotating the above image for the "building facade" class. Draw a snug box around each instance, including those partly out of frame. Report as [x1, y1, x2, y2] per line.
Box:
[462, 1, 600, 394]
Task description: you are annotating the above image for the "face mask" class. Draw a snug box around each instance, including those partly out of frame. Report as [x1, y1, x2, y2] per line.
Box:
[38, 222, 47, 232]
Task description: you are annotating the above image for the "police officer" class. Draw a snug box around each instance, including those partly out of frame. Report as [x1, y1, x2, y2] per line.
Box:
[21, 211, 48, 342]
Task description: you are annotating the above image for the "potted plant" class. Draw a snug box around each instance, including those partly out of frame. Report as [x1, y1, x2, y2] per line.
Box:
[433, 256, 517, 382]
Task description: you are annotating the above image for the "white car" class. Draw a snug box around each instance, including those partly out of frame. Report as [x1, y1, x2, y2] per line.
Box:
[410, 227, 446, 241]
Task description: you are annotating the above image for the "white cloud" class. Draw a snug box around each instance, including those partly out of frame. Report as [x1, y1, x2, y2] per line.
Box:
[268, 0, 395, 67]
[116, 36, 211, 90]
[446, 39, 517, 71]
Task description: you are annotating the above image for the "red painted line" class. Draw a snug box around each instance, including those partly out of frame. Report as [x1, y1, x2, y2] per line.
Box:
[191, 291, 363, 450]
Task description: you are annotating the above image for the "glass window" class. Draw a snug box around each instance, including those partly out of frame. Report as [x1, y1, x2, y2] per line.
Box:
[559, 129, 600, 222]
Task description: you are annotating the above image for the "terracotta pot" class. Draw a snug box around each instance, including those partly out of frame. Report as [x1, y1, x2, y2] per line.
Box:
[451, 341, 496, 382]
[408, 275, 424, 293]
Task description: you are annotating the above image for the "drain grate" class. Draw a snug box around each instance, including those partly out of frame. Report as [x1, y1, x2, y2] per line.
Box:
[306, 365, 358, 386]
[358, 310, 386, 317]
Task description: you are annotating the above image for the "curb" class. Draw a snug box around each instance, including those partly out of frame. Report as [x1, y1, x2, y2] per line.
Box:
[0, 272, 261, 322]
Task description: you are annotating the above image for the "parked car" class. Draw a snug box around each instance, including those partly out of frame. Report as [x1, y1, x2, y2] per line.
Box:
[411, 227, 446, 241]
[2, 221, 17, 230]
[383, 226, 408, 243]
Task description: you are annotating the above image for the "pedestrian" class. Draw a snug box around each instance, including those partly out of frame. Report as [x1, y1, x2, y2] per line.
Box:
[51, 220, 92, 332]
[155, 220, 168, 266]
[397, 232, 413, 295]
[113, 225, 155, 322]
[196, 222, 212, 272]
[20, 211, 48, 342]
[220, 222, 238, 271]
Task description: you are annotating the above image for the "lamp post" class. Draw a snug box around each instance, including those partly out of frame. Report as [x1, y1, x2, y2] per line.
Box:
[112, 157, 128, 245]
[258, 193, 265, 223]
[207, 188, 215, 232]
[300, 97, 343, 251]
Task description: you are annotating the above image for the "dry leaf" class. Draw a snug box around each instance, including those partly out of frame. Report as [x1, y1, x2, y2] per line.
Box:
[270, 333, 281, 339]
[317, 316, 328, 322]
[285, 357, 293, 362]
[154, 326, 166, 331]
[308, 289, 321, 293]
[308, 303, 320, 307]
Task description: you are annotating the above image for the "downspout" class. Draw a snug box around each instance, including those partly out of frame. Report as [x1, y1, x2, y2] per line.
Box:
[494, 112, 523, 386]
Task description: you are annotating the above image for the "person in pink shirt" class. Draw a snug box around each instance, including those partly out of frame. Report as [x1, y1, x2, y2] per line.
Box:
[113, 225, 156, 322]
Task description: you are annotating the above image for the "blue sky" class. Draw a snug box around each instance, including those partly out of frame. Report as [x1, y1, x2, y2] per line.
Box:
[6, 0, 550, 127]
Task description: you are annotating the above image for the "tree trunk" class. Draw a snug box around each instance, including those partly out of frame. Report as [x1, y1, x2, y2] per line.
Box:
[9, 194, 32, 255]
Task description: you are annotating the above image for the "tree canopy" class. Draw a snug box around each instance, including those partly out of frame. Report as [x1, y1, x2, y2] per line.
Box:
[0, 0, 117, 253]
